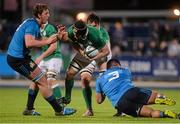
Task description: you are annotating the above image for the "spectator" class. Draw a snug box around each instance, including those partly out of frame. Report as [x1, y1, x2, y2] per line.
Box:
[158, 41, 168, 56]
[135, 40, 146, 56]
[159, 23, 174, 42]
[167, 39, 180, 57]
[111, 45, 122, 57]
[146, 40, 159, 56]
[149, 21, 160, 42]
[111, 22, 127, 50]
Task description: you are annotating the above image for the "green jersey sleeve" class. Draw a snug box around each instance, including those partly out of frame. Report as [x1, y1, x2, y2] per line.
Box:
[67, 26, 76, 41]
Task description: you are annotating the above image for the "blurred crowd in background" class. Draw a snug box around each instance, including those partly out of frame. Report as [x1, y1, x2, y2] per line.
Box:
[1, 0, 180, 59]
[0, 0, 180, 80]
[1, 19, 180, 58]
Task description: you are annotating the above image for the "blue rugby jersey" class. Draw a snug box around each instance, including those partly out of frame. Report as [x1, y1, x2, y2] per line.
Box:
[7, 18, 40, 58]
[96, 67, 134, 107]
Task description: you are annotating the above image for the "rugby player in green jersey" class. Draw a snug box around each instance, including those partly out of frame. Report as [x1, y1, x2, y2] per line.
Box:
[76, 13, 112, 116]
[38, 22, 63, 99]
[58, 20, 110, 116]
[87, 13, 126, 117]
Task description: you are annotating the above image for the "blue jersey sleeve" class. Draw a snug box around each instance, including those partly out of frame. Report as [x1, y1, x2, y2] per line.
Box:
[25, 22, 39, 37]
[96, 78, 102, 93]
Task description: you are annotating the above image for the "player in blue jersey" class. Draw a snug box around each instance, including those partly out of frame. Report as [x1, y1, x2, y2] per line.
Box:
[7, 3, 76, 116]
[96, 59, 180, 119]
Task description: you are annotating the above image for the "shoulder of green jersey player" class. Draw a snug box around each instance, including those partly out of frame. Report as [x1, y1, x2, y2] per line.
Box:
[99, 27, 110, 42]
[67, 25, 76, 42]
[42, 23, 57, 37]
[67, 25, 106, 49]
[87, 25, 107, 49]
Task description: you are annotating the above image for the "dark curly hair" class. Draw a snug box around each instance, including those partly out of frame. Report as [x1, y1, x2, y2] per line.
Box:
[32, 3, 49, 18]
[87, 12, 100, 24]
[107, 59, 121, 69]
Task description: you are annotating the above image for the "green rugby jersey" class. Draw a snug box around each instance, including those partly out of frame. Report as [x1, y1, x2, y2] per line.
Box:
[67, 25, 106, 50]
[40, 23, 62, 61]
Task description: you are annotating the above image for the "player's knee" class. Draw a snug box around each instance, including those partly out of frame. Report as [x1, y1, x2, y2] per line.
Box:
[47, 71, 57, 81]
[66, 70, 75, 80]
[80, 72, 91, 81]
[80, 72, 91, 88]
[36, 73, 47, 83]
[37, 75, 49, 87]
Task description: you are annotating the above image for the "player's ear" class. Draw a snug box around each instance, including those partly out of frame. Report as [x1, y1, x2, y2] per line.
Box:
[37, 13, 41, 19]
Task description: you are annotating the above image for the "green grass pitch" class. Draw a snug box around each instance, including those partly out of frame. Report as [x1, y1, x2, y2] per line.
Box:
[0, 87, 180, 123]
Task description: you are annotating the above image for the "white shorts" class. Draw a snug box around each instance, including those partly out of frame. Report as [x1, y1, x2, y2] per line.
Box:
[38, 58, 62, 74]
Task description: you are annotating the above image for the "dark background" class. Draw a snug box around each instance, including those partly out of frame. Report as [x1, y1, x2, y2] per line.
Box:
[94, 0, 180, 10]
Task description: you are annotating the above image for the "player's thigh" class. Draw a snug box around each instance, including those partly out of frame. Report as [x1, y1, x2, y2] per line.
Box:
[68, 53, 91, 76]
[80, 61, 96, 76]
[7, 55, 45, 83]
[38, 60, 46, 73]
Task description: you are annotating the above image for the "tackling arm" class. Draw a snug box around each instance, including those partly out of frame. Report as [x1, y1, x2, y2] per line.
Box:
[96, 92, 106, 104]
[25, 34, 58, 48]
[35, 42, 57, 64]
[39, 42, 57, 58]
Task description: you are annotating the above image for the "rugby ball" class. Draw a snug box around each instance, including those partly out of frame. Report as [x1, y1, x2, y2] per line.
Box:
[85, 46, 98, 58]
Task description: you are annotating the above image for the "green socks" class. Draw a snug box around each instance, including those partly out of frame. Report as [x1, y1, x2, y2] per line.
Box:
[65, 79, 74, 101]
[82, 86, 92, 110]
[52, 84, 62, 99]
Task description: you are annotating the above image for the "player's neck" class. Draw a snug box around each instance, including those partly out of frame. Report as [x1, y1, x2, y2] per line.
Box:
[35, 18, 43, 27]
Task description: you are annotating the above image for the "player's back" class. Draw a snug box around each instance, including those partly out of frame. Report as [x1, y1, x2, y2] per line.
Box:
[87, 26, 106, 49]
[96, 67, 134, 106]
[7, 18, 40, 58]
[99, 27, 110, 43]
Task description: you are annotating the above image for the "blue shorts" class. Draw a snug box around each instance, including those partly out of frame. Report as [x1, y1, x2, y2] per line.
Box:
[116, 87, 152, 117]
[7, 54, 38, 80]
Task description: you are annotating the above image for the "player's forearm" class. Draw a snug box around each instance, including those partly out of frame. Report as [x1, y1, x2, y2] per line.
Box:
[25, 34, 58, 48]
[25, 39, 49, 48]
[96, 93, 106, 104]
[40, 43, 57, 59]
[93, 48, 109, 61]
[77, 48, 84, 56]
[95, 51, 109, 60]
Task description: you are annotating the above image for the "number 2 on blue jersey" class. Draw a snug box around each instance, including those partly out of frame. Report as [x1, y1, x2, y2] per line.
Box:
[108, 71, 119, 82]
